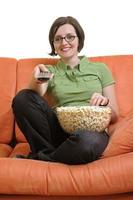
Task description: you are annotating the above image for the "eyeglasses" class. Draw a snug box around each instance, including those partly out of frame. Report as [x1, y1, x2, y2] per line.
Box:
[53, 34, 78, 44]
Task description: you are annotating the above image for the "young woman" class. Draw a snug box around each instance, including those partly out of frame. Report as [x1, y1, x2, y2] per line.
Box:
[12, 16, 119, 164]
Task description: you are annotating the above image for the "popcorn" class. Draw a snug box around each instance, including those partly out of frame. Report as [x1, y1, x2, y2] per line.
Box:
[56, 106, 111, 133]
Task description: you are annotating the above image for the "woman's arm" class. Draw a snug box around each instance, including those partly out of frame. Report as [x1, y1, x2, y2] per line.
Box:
[28, 64, 53, 96]
[90, 84, 119, 123]
[103, 84, 119, 123]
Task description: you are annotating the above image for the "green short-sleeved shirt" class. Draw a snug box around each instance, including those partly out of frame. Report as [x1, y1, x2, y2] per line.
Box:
[47, 56, 115, 108]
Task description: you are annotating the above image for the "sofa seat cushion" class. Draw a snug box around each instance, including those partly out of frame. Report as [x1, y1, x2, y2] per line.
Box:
[0, 144, 12, 157]
[0, 153, 133, 196]
[102, 115, 133, 158]
[9, 143, 30, 158]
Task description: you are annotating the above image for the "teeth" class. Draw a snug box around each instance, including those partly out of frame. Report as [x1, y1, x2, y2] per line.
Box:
[62, 48, 70, 51]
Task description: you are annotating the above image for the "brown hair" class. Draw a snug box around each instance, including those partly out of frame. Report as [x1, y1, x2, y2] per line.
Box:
[49, 16, 85, 56]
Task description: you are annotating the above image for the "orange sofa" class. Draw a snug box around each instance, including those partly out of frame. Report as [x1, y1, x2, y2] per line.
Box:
[0, 55, 133, 200]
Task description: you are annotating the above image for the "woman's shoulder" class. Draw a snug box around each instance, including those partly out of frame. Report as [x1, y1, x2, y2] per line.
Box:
[80, 55, 107, 67]
[80, 56, 109, 73]
[88, 60, 108, 69]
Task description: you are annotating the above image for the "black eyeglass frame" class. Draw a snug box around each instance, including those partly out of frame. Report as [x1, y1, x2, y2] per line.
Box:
[53, 34, 78, 44]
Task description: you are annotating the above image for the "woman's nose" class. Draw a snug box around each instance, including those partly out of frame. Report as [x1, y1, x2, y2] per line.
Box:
[61, 38, 68, 44]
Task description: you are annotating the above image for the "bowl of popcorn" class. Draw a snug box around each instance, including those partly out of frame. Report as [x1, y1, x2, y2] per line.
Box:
[55, 106, 111, 134]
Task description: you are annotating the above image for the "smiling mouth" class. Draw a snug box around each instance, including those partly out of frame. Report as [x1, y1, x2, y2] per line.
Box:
[61, 47, 71, 52]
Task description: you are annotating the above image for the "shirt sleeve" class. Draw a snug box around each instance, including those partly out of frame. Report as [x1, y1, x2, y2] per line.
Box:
[96, 63, 115, 88]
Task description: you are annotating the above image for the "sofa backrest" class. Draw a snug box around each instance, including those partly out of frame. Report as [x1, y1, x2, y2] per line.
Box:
[15, 55, 133, 142]
[0, 58, 17, 143]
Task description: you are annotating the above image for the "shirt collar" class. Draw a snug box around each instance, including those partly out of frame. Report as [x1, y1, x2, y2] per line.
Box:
[57, 56, 89, 72]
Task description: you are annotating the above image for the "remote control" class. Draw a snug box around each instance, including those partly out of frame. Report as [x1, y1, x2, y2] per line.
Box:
[37, 71, 51, 81]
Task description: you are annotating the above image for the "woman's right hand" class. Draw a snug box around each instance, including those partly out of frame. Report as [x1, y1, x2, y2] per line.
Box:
[34, 64, 53, 84]
[29, 64, 53, 96]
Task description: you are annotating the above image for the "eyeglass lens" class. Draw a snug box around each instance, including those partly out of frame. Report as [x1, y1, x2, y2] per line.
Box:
[54, 34, 77, 43]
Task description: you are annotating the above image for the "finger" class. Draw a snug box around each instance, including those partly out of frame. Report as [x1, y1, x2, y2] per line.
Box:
[90, 97, 100, 106]
[94, 97, 103, 106]
[96, 98, 103, 106]
[100, 98, 109, 106]
[90, 93, 101, 105]
[90, 94, 97, 105]
[39, 65, 48, 72]
[50, 73, 54, 80]
[34, 67, 40, 78]
[100, 98, 107, 106]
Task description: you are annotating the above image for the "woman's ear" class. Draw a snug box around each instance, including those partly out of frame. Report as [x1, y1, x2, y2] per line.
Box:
[54, 51, 58, 56]
[54, 49, 57, 54]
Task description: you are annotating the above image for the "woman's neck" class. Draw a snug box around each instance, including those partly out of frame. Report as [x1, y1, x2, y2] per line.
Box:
[61, 56, 80, 69]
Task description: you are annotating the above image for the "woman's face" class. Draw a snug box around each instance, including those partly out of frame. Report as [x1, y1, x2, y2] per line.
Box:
[53, 24, 79, 60]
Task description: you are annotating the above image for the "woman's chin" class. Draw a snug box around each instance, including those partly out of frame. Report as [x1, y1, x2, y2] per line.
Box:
[60, 53, 72, 60]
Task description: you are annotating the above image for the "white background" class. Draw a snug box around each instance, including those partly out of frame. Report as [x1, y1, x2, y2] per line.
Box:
[0, 0, 133, 59]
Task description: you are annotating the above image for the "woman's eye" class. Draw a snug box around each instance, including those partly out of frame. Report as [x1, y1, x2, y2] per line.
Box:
[66, 35, 74, 40]
[54, 37, 61, 42]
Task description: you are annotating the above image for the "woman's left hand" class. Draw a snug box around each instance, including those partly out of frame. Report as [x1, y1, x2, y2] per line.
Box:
[90, 93, 109, 106]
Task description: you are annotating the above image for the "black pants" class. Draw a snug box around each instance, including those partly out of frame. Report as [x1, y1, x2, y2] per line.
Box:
[12, 89, 109, 165]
